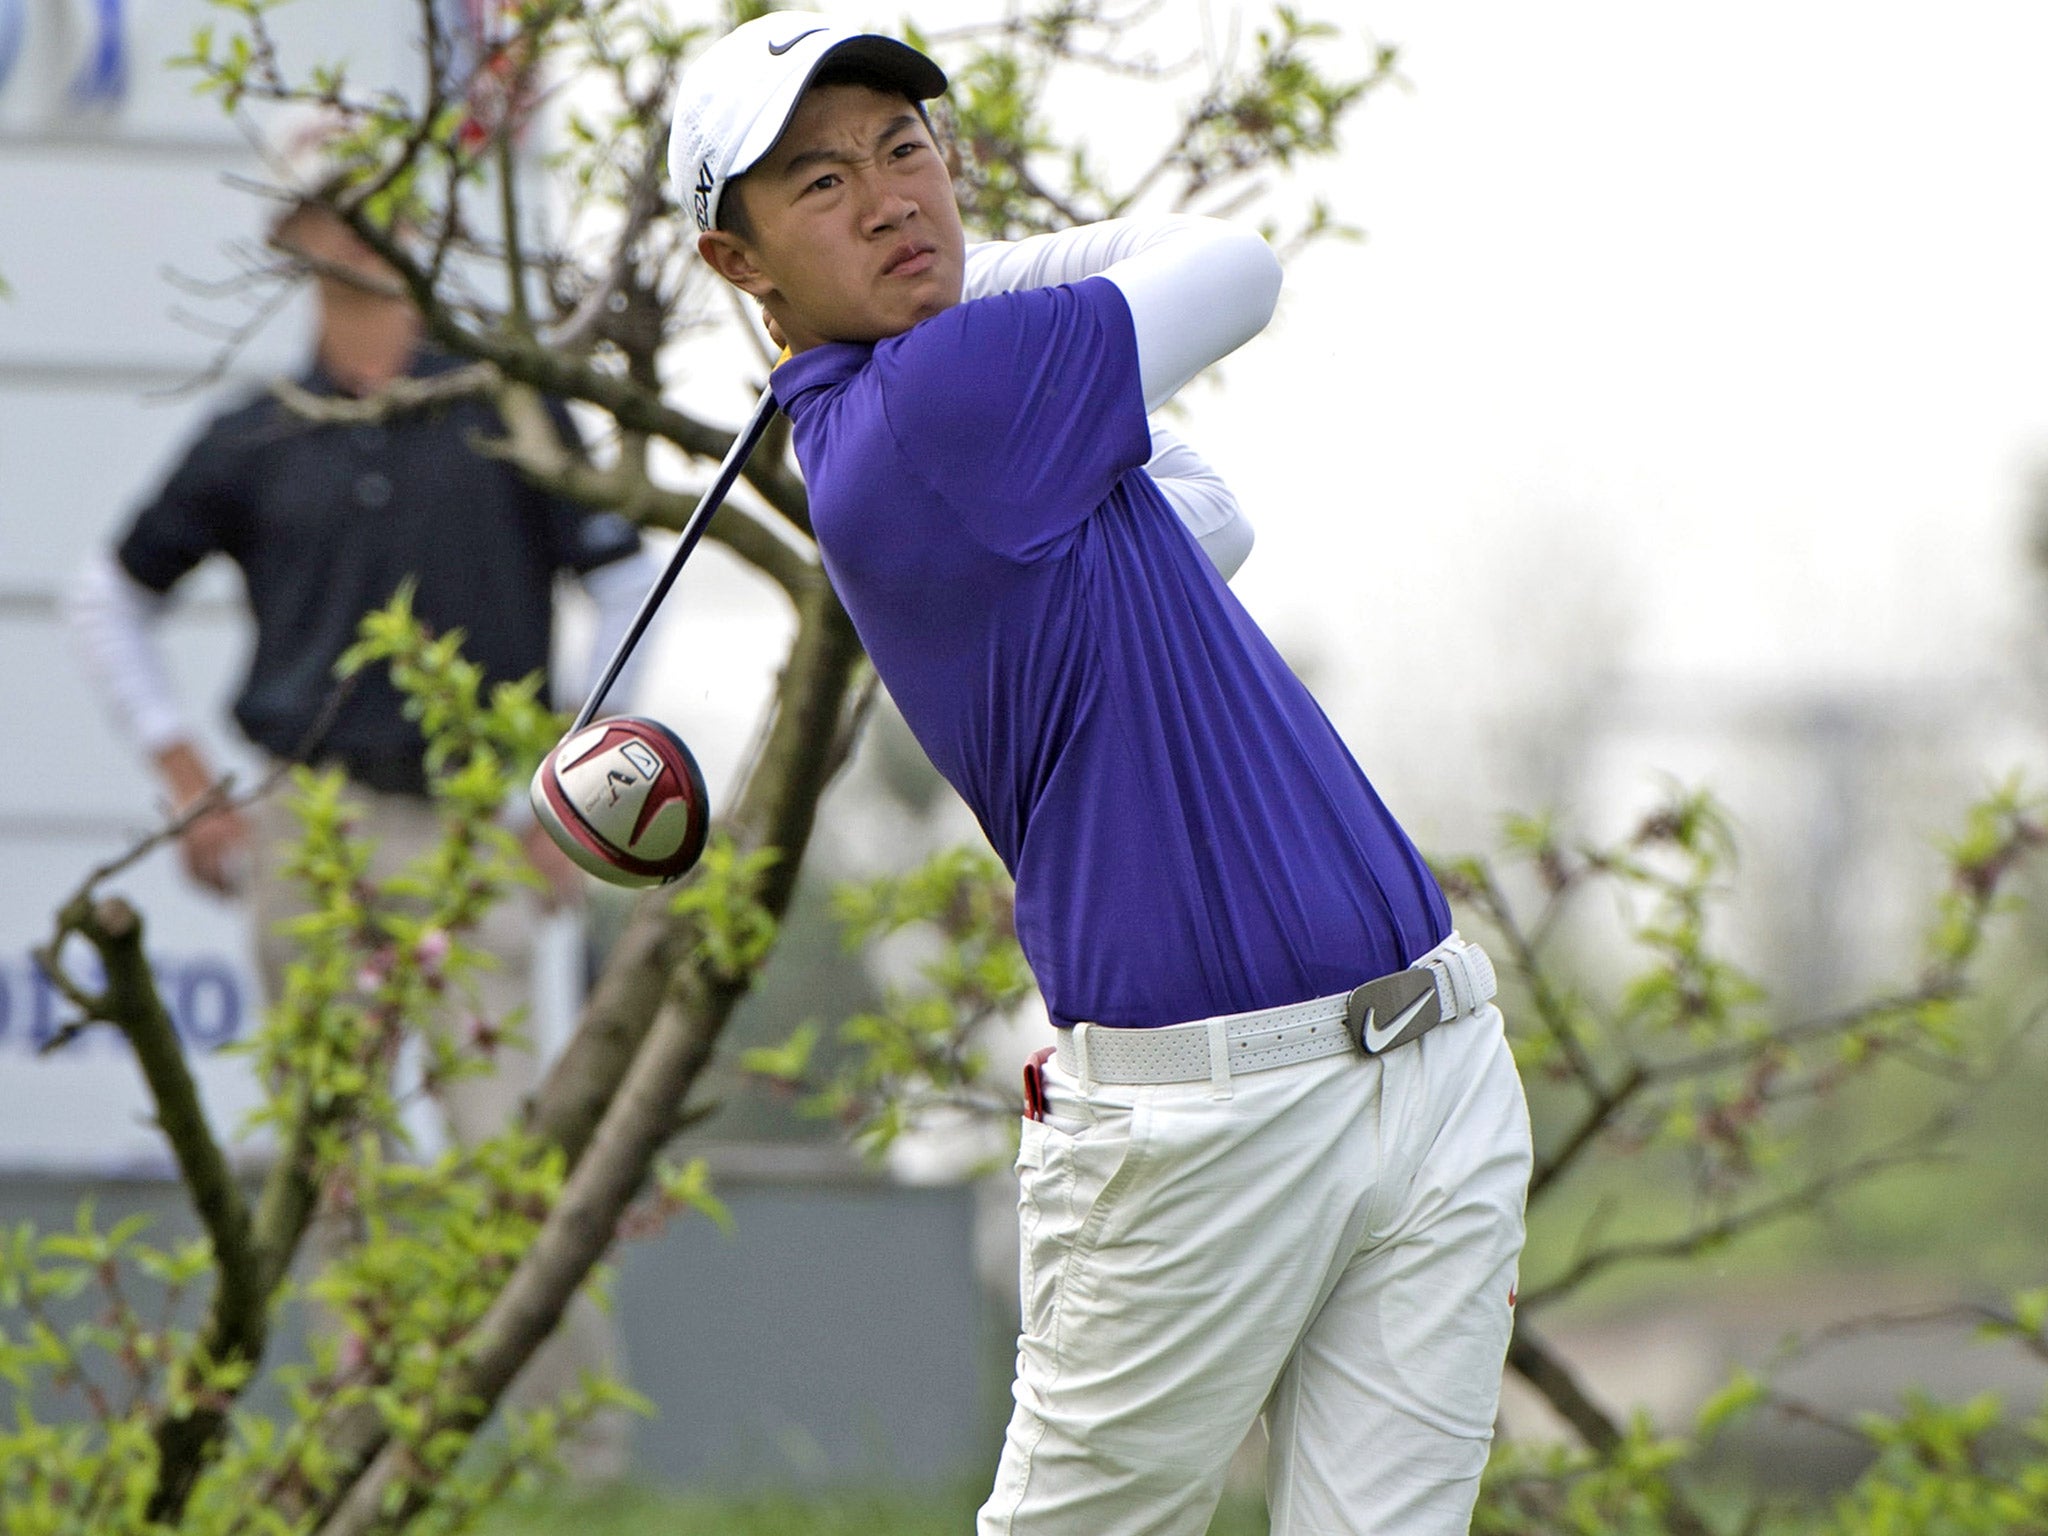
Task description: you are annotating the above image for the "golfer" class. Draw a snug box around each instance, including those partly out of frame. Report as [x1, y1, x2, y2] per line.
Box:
[673, 15, 1532, 1533]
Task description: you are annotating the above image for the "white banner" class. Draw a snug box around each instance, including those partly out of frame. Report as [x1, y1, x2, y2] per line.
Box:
[2, 836, 270, 1176]
[0, 940, 268, 1177]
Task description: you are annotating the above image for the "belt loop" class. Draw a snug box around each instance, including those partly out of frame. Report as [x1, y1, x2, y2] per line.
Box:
[1440, 952, 1469, 1019]
[1465, 941, 1498, 1010]
[1073, 1022, 1094, 1093]
[1207, 1017, 1234, 1101]
[1451, 942, 1481, 1017]
[1421, 960, 1453, 1025]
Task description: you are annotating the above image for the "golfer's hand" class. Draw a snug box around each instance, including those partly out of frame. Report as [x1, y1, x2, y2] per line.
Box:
[521, 821, 586, 911]
[176, 802, 252, 896]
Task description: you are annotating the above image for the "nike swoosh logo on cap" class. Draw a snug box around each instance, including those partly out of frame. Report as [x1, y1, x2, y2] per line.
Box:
[768, 27, 827, 55]
[1361, 991, 1434, 1053]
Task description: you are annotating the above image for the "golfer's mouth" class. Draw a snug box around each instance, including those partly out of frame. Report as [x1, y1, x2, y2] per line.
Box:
[883, 241, 937, 278]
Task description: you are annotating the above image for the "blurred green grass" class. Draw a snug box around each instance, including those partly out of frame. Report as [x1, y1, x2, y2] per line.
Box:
[478, 1483, 1271, 1535]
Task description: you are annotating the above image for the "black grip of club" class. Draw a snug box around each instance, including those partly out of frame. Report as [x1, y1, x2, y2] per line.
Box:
[569, 387, 782, 734]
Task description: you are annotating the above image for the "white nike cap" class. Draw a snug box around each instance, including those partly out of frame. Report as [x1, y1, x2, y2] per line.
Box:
[668, 11, 948, 237]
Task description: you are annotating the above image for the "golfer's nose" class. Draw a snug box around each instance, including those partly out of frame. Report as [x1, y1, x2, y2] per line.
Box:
[862, 180, 917, 235]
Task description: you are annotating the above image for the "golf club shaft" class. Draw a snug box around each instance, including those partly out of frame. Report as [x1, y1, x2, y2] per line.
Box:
[570, 387, 782, 733]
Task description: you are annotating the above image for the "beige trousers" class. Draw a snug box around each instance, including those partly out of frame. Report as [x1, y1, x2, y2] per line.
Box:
[981, 1000, 1531, 1536]
[250, 782, 630, 1480]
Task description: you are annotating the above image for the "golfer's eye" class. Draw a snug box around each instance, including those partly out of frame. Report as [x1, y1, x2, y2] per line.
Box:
[890, 140, 922, 160]
[806, 172, 842, 194]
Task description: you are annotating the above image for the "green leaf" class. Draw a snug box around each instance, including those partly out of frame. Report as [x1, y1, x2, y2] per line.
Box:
[739, 1020, 820, 1084]
[656, 1157, 733, 1235]
[1694, 1367, 1764, 1438]
[2013, 1287, 2048, 1338]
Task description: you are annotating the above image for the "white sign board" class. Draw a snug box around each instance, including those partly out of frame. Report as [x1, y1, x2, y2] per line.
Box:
[0, 0, 419, 1175]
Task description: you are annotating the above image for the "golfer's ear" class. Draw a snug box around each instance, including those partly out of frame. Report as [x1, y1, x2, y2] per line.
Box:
[698, 230, 771, 298]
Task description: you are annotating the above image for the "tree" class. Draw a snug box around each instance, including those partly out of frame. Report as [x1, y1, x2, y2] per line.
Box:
[18, 1, 1393, 1530]
[1454, 783, 2046, 1532]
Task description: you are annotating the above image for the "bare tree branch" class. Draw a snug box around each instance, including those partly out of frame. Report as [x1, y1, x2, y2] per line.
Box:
[157, 269, 304, 399]
[496, 132, 531, 335]
[479, 377, 817, 598]
[35, 896, 265, 1519]
[548, 81, 679, 356]
[1772, 1299, 2048, 1371]
[1521, 1127, 1955, 1313]
[267, 354, 817, 596]
[1508, 1322, 1624, 1453]
[1462, 858, 1614, 1097]
[1507, 1324, 1718, 1536]
[1528, 1061, 1648, 1202]
[271, 363, 498, 422]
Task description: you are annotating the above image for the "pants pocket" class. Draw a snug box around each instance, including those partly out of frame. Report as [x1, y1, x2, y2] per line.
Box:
[1015, 1092, 1139, 1352]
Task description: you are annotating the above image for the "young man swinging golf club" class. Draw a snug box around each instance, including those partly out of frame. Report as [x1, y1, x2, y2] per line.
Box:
[673, 14, 1532, 1533]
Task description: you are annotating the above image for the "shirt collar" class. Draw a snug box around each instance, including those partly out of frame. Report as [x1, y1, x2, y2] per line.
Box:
[771, 340, 874, 417]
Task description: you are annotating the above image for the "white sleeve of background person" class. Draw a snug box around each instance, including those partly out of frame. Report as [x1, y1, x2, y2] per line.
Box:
[1146, 424, 1254, 580]
[64, 552, 191, 756]
[575, 545, 664, 706]
[962, 217, 1282, 410]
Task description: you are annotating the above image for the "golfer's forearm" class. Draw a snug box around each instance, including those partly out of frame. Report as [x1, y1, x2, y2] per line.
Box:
[964, 221, 1170, 297]
[1104, 221, 1280, 410]
[963, 216, 1282, 410]
[964, 216, 1253, 297]
[66, 551, 190, 755]
[1147, 425, 1253, 580]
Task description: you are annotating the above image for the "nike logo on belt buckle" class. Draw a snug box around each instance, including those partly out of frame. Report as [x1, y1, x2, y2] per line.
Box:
[1346, 968, 1443, 1055]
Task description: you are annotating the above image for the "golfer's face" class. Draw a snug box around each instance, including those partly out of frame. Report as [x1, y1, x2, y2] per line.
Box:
[740, 82, 965, 351]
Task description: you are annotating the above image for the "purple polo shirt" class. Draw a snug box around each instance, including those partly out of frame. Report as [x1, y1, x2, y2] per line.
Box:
[773, 276, 1449, 1028]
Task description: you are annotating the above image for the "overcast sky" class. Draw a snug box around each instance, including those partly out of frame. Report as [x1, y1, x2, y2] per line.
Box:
[1207, 2, 2048, 708]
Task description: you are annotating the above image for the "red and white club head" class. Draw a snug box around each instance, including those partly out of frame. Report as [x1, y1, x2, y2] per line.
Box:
[530, 717, 710, 887]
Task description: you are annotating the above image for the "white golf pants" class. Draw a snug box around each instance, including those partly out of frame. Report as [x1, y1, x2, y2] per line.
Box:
[978, 1000, 1531, 1536]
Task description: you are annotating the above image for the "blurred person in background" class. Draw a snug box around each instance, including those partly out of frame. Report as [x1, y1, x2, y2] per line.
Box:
[65, 123, 650, 1482]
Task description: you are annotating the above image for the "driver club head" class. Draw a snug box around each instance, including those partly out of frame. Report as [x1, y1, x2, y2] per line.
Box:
[530, 716, 710, 887]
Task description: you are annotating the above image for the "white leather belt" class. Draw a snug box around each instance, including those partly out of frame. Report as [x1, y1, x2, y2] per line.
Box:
[1052, 934, 1497, 1090]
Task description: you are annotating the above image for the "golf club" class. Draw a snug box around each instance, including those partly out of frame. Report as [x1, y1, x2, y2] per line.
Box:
[529, 386, 780, 884]
[572, 384, 781, 734]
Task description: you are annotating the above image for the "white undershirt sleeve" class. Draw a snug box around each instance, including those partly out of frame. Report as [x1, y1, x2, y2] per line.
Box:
[1144, 424, 1254, 580]
[66, 552, 191, 756]
[963, 216, 1282, 410]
